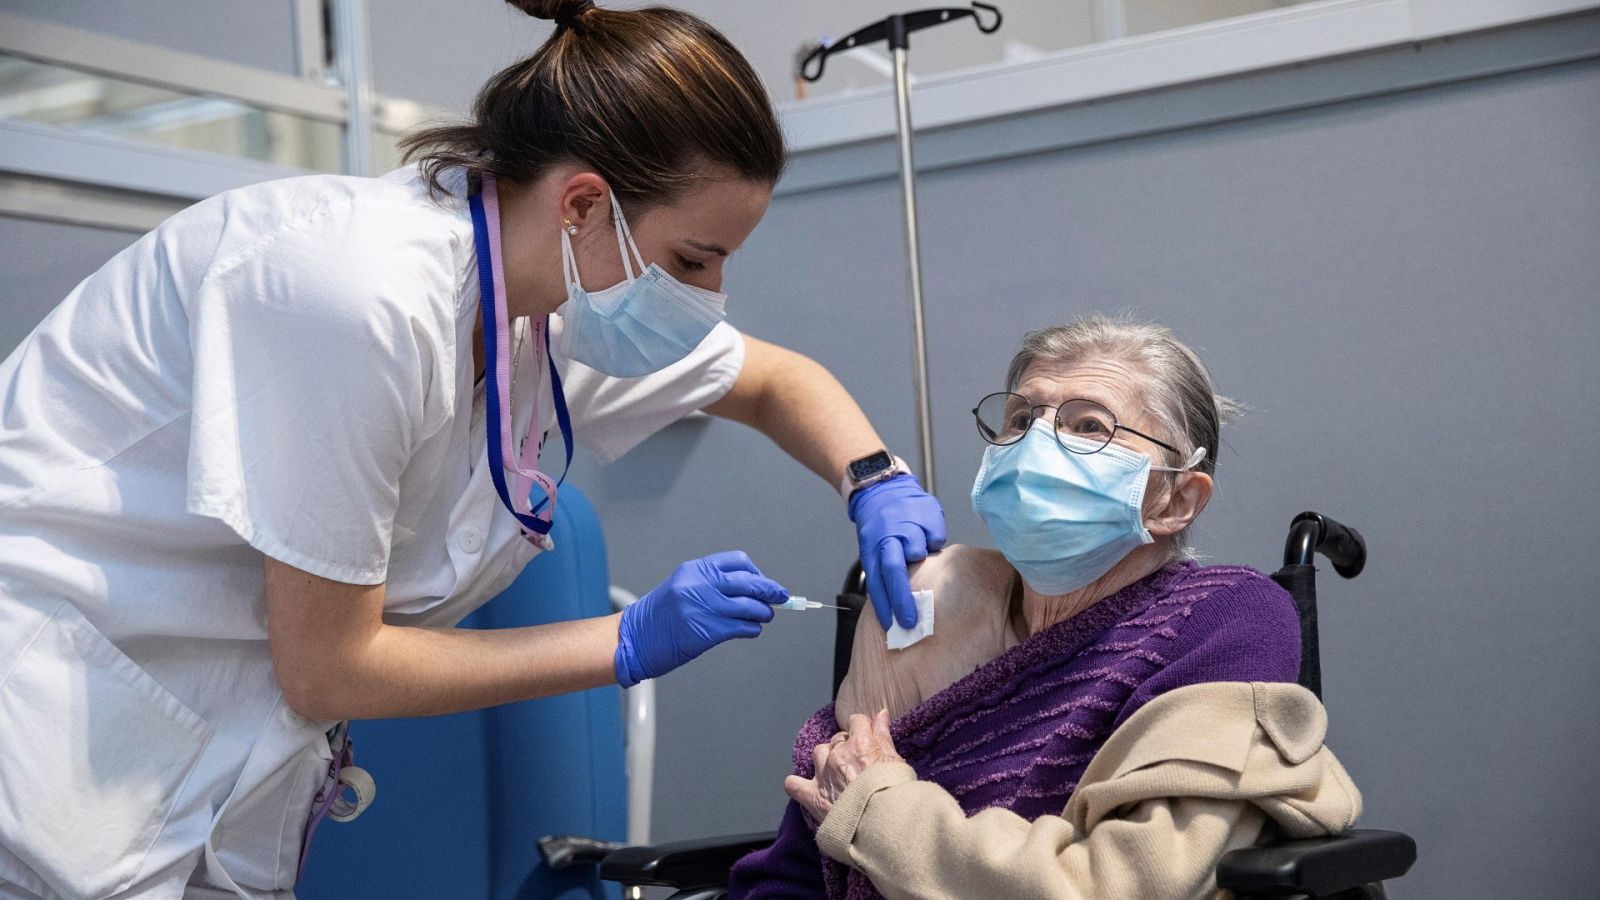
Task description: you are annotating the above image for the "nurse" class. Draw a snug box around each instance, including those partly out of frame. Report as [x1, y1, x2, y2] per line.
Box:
[0, 1, 944, 896]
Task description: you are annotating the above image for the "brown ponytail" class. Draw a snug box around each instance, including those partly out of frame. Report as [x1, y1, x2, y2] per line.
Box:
[402, 1, 786, 209]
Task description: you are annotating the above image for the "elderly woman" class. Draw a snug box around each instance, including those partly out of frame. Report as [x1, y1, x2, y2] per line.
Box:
[728, 317, 1362, 899]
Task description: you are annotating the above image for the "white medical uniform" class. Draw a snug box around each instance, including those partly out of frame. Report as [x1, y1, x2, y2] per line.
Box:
[0, 165, 744, 899]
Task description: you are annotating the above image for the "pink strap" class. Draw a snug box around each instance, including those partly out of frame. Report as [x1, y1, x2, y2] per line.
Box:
[482, 174, 558, 529]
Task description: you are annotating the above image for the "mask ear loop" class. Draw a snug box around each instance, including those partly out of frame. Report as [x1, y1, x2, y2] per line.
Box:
[561, 191, 647, 290]
[1151, 446, 1207, 473]
[609, 192, 647, 281]
[560, 222, 581, 292]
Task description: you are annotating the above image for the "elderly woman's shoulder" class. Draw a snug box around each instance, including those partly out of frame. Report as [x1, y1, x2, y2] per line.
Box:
[1170, 562, 1292, 600]
[1154, 562, 1303, 681]
[836, 545, 1014, 724]
[1169, 563, 1297, 613]
[907, 543, 1013, 625]
[909, 543, 1010, 587]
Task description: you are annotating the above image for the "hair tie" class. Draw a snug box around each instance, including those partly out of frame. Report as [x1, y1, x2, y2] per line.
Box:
[556, 0, 595, 29]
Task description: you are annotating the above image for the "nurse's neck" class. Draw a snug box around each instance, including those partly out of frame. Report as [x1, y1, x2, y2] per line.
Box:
[473, 170, 584, 382]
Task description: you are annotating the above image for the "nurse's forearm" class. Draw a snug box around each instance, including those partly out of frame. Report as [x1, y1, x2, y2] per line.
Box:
[266, 557, 618, 720]
[706, 335, 887, 488]
[359, 616, 620, 718]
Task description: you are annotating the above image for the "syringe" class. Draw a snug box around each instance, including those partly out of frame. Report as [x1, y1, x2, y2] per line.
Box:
[775, 596, 846, 611]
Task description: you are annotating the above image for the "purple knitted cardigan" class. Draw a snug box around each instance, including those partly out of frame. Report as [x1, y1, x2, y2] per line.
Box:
[728, 562, 1301, 900]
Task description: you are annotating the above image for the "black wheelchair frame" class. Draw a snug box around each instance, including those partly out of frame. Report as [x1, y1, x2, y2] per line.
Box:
[543, 512, 1417, 899]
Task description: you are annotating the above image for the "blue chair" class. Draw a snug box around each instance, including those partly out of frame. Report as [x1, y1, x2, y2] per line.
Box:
[299, 485, 626, 900]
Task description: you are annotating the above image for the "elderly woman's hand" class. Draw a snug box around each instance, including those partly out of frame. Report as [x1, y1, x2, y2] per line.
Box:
[784, 709, 903, 821]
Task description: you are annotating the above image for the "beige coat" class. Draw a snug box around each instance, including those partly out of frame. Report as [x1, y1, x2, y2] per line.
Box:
[815, 681, 1362, 900]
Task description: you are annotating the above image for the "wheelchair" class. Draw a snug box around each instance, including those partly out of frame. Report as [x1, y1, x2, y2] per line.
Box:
[542, 512, 1418, 899]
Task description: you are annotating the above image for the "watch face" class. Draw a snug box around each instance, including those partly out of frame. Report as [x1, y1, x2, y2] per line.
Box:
[849, 450, 894, 482]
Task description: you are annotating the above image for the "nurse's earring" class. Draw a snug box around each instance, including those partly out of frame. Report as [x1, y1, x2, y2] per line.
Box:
[564, 219, 579, 236]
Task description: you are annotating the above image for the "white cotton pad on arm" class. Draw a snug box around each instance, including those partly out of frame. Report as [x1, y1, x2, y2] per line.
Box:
[886, 589, 935, 651]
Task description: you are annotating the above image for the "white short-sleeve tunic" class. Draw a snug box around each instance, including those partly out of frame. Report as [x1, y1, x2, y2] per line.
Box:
[0, 165, 743, 898]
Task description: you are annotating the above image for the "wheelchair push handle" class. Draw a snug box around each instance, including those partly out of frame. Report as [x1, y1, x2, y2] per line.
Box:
[1284, 512, 1366, 579]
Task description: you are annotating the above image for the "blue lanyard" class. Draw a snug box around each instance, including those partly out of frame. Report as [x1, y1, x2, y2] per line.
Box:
[469, 188, 573, 537]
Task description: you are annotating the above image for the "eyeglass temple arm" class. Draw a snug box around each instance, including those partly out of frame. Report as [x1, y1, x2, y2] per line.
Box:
[971, 408, 999, 442]
[1117, 423, 1181, 455]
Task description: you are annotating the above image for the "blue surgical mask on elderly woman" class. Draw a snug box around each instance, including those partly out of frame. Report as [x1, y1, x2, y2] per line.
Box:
[971, 419, 1200, 595]
[558, 192, 728, 378]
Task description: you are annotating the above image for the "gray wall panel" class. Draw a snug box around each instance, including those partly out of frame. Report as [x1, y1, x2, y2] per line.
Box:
[909, 62, 1600, 899]
[583, 59, 1600, 898]
[0, 216, 138, 352]
[369, 1, 550, 113]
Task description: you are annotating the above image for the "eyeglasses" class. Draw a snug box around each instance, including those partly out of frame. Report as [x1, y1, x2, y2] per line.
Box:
[972, 391, 1182, 457]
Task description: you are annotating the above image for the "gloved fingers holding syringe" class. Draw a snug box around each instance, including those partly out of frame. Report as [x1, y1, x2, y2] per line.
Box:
[612, 548, 921, 691]
[614, 550, 792, 688]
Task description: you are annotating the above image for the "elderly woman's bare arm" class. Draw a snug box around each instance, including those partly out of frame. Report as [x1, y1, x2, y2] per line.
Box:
[834, 545, 1015, 725]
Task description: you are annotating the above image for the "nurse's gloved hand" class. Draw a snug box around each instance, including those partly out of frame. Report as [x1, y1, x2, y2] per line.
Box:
[614, 551, 789, 688]
[849, 474, 947, 630]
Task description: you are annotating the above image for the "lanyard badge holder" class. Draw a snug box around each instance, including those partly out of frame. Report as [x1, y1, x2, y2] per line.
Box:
[296, 177, 567, 885]
[470, 173, 574, 546]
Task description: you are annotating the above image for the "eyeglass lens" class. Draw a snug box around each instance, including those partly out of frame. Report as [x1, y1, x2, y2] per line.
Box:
[973, 392, 1119, 453]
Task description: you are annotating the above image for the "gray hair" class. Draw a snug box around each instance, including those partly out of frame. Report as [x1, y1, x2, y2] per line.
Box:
[1004, 315, 1241, 557]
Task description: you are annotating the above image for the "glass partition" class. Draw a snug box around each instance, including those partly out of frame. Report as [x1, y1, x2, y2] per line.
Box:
[0, 54, 342, 172]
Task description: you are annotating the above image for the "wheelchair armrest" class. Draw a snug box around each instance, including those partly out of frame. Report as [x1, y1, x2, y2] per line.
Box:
[1216, 829, 1416, 896]
[539, 834, 626, 869]
[598, 831, 778, 889]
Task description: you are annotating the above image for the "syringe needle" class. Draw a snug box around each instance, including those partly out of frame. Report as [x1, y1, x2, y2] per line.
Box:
[775, 596, 848, 611]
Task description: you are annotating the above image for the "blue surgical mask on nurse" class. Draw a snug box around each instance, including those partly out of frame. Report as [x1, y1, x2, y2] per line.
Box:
[558, 192, 729, 378]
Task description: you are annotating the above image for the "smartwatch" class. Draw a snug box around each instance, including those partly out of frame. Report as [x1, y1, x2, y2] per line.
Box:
[839, 450, 909, 498]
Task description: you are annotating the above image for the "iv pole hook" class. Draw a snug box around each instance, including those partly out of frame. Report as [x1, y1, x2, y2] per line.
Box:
[796, 4, 1004, 496]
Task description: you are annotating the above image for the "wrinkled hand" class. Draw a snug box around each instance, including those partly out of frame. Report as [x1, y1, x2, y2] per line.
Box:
[850, 474, 946, 630]
[614, 551, 788, 688]
[784, 709, 903, 822]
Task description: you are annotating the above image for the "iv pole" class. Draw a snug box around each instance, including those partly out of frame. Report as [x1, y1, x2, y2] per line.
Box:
[799, 4, 1003, 496]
